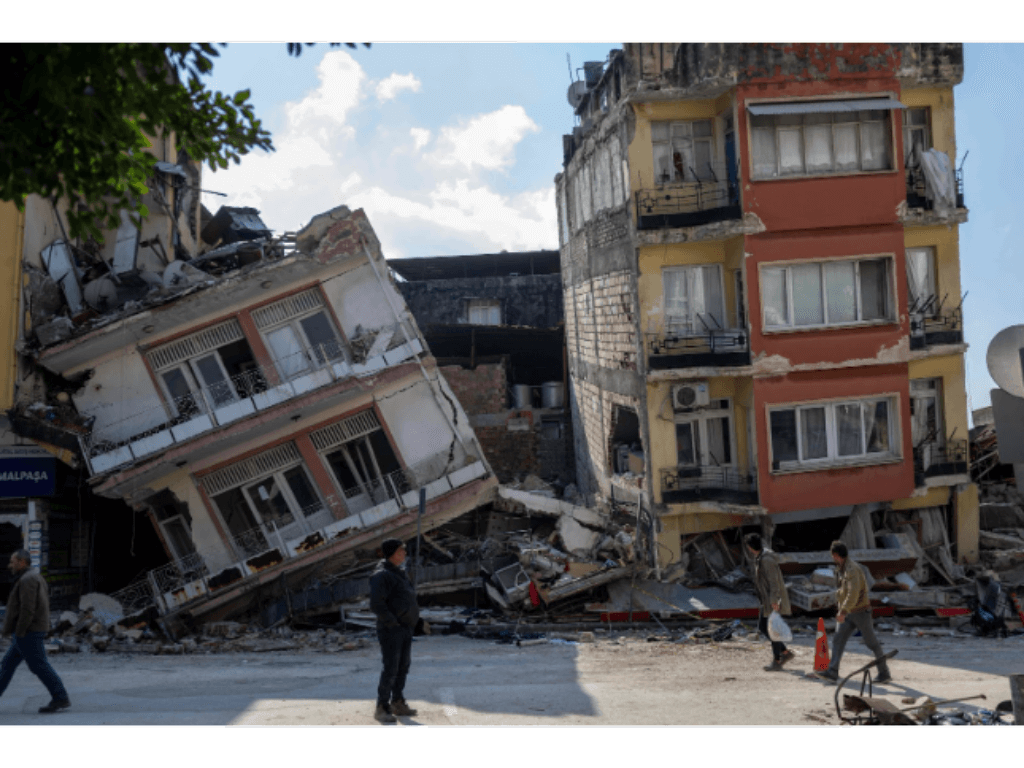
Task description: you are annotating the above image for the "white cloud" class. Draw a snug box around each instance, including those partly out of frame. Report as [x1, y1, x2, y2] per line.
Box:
[376, 73, 421, 102]
[410, 128, 431, 151]
[288, 52, 365, 131]
[428, 106, 540, 172]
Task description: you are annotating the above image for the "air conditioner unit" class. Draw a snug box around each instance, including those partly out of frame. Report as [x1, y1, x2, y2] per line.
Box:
[672, 381, 710, 411]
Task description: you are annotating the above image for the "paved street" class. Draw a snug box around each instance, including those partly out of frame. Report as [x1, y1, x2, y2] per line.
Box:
[0, 629, 1019, 726]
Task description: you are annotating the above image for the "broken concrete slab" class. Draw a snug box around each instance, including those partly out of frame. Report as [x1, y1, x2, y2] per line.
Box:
[498, 487, 605, 525]
[605, 579, 759, 617]
[78, 593, 124, 625]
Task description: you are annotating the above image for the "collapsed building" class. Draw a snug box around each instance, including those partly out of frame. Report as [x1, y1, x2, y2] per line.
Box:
[6, 164, 497, 629]
[389, 251, 574, 485]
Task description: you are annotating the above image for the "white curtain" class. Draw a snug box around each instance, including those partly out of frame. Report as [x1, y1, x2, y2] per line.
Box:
[800, 407, 828, 460]
[837, 403, 864, 456]
[906, 248, 934, 310]
[825, 261, 857, 323]
[864, 400, 891, 454]
[266, 325, 309, 380]
[792, 263, 824, 326]
[762, 268, 788, 327]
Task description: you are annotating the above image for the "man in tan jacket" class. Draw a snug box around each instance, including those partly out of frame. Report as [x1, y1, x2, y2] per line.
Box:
[0, 549, 70, 713]
[744, 533, 794, 671]
[813, 541, 892, 684]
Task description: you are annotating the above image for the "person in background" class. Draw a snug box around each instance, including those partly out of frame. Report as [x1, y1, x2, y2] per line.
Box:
[744, 532, 794, 672]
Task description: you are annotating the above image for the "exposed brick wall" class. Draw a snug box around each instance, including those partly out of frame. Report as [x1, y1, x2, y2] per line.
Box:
[570, 377, 640, 499]
[474, 413, 540, 483]
[439, 362, 507, 415]
[564, 269, 637, 373]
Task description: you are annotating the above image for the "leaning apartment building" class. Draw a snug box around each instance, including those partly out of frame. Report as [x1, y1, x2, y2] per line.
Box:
[2, 145, 495, 623]
[556, 43, 978, 569]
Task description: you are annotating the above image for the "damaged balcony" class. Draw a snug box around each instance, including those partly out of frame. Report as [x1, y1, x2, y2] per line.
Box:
[661, 465, 758, 505]
[80, 333, 424, 475]
[110, 449, 490, 617]
[913, 439, 969, 488]
[635, 166, 741, 231]
[646, 327, 750, 370]
[905, 159, 965, 211]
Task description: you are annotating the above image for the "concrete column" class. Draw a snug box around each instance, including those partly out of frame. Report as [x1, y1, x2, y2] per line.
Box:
[955, 483, 980, 564]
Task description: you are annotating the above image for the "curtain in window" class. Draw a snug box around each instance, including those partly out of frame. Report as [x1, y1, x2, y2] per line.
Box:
[689, 266, 724, 330]
[804, 121, 833, 173]
[833, 123, 859, 171]
[663, 270, 689, 332]
[778, 128, 804, 175]
[864, 400, 890, 454]
[825, 261, 857, 323]
[860, 119, 888, 170]
[762, 268, 788, 327]
[266, 326, 310, 380]
[905, 248, 934, 310]
[792, 264, 824, 326]
[836, 403, 864, 456]
[705, 417, 730, 466]
[859, 259, 889, 321]
[800, 407, 828, 460]
[752, 128, 777, 178]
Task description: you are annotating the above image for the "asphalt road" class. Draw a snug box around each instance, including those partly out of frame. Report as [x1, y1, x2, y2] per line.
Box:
[0, 628, 1020, 726]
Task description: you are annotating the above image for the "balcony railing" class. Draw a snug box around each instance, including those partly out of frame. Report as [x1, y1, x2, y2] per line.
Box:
[80, 333, 425, 476]
[905, 160, 965, 210]
[909, 305, 963, 350]
[913, 439, 968, 486]
[636, 163, 741, 231]
[661, 465, 758, 505]
[647, 326, 749, 370]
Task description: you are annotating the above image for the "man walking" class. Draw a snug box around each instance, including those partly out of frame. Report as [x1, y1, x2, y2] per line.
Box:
[745, 533, 794, 671]
[369, 538, 419, 724]
[814, 541, 892, 684]
[1, 549, 70, 713]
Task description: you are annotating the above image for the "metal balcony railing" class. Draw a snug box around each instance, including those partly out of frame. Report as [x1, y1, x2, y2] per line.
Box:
[905, 160, 965, 210]
[660, 465, 758, 505]
[913, 439, 968, 484]
[647, 326, 750, 370]
[80, 331, 424, 475]
[909, 304, 964, 350]
[635, 163, 741, 231]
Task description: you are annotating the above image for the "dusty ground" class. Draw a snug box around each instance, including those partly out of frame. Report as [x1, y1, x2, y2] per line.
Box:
[0, 627, 1019, 725]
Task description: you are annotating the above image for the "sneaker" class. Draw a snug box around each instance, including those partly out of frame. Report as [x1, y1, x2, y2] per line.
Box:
[779, 650, 796, 666]
[38, 699, 70, 714]
[813, 669, 839, 684]
[390, 699, 418, 716]
[763, 660, 784, 671]
[374, 704, 397, 724]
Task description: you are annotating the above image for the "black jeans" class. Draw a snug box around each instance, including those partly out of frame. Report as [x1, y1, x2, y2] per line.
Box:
[0, 632, 69, 702]
[376, 624, 412, 707]
[757, 615, 787, 661]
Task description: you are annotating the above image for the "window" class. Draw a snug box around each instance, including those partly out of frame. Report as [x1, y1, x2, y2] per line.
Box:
[750, 107, 893, 179]
[251, 289, 346, 381]
[663, 265, 725, 335]
[466, 299, 502, 326]
[769, 396, 897, 470]
[910, 378, 943, 447]
[903, 108, 931, 165]
[761, 257, 893, 330]
[652, 120, 714, 183]
[675, 400, 733, 468]
[905, 247, 937, 312]
[148, 320, 263, 418]
[211, 462, 327, 541]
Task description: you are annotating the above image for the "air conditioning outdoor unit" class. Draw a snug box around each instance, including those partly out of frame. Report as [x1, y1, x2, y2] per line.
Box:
[672, 381, 710, 411]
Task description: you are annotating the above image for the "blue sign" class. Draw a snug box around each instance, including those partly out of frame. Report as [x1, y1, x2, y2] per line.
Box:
[0, 457, 56, 498]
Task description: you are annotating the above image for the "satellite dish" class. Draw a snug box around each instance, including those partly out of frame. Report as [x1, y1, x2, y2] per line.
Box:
[986, 324, 1024, 398]
[162, 260, 210, 289]
[83, 277, 118, 311]
[567, 80, 587, 109]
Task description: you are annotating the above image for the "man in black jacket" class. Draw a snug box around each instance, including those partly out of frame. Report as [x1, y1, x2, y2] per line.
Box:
[369, 538, 419, 723]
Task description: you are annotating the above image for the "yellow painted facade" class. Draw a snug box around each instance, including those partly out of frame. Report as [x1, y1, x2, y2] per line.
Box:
[0, 202, 25, 412]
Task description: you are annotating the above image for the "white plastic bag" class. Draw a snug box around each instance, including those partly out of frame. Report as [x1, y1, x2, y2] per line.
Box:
[767, 610, 792, 643]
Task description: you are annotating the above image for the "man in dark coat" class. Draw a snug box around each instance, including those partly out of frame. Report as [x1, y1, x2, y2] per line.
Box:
[369, 538, 419, 723]
[0, 549, 70, 713]
[745, 532, 794, 672]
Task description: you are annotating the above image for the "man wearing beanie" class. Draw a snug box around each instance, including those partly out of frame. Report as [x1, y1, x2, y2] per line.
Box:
[369, 538, 420, 723]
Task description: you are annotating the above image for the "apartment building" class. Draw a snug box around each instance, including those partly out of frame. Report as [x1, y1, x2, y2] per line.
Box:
[556, 43, 977, 570]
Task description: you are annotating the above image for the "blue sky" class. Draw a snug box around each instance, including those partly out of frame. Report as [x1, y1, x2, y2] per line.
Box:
[199, 42, 1024, 421]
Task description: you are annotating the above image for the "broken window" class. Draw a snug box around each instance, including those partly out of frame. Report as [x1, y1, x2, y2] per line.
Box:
[148, 321, 264, 420]
[663, 265, 725, 335]
[769, 396, 897, 470]
[150, 491, 197, 562]
[207, 445, 330, 545]
[466, 299, 502, 326]
[251, 288, 347, 380]
[652, 120, 714, 183]
[310, 410, 404, 515]
[902, 107, 931, 166]
[675, 400, 733, 467]
[762, 257, 893, 330]
[750, 107, 893, 179]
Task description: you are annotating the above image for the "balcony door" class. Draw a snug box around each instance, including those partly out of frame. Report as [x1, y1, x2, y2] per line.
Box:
[910, 378, 944, 470]
[663, 265, 725, 337]
[674, 401, 734, 472]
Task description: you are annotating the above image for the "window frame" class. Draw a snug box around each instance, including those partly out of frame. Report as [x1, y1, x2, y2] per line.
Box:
[651, 119, 716, 185]
[759, 254, 897, 333]
[465, 298, 503, 326]
[747, 100, 898, 181]
[905, 245, 938, 313]
[662, 263, 728, 336]
[767, 394, 902, 473]
[902, 107, 932, 166]
[259, 307, 347, 379]
[233, 461, 326, 532]
[673, 399, 735, 468]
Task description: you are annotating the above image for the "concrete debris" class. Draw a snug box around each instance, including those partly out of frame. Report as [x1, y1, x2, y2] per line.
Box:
[78, 593, 125, 625]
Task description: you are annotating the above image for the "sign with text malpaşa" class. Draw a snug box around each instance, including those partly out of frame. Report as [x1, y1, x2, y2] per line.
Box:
[0, 457, 56, 497]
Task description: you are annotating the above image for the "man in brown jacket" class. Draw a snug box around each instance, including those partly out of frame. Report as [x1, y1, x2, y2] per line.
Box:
[0, 549, 70, 713]
[813, 541, 892, 684]
[745, 533, 794, 671]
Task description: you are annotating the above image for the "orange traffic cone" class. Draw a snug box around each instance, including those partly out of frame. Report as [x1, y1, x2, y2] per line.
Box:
[814, 617, 831, 671]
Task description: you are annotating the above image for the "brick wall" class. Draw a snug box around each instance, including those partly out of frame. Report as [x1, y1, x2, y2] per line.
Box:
[474, 415, 542, 482]
[439, 362, 507, 415]
[564, 269, 637, 373]
[571, 377, 640, 498]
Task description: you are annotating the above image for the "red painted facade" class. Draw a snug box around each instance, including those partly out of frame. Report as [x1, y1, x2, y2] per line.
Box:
[735, 48, 916, 515]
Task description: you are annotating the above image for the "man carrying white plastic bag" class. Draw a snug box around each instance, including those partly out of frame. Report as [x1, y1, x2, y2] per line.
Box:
[745, 532, 794, 671]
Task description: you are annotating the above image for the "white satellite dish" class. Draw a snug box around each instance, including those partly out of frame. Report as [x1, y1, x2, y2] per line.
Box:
[83, 277, 118, 311]
[986, 324, 1024, 398]
[567, 80, 587, 109]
